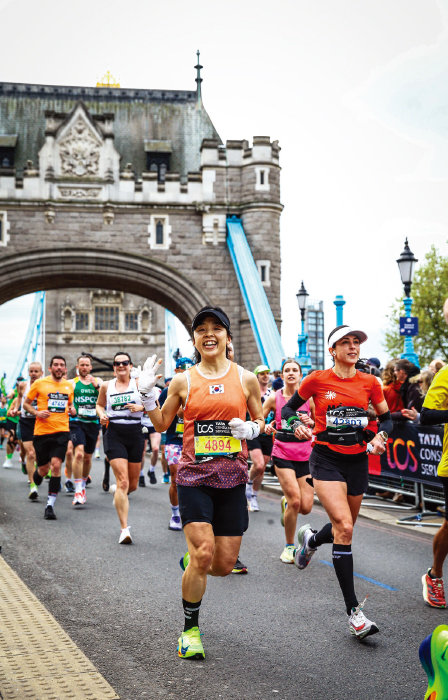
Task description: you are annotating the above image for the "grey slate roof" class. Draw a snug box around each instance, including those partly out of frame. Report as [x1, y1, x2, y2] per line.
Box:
[0, 81, 222, 178]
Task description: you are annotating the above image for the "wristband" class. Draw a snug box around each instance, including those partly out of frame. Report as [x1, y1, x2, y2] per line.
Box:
[140, 391, 156, 411]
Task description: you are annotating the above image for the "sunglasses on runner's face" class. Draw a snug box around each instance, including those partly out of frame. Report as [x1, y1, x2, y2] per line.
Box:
[113, 360, 130, 367]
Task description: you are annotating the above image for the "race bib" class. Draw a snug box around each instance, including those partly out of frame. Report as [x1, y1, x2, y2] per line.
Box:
[110, 392, 135, 412]
[194, 419, 242, 462]
[326, 406, 368, 429]
[176, 419, 184, 434]
[48, 393, 68, 413]
[78, 406, 97, 418]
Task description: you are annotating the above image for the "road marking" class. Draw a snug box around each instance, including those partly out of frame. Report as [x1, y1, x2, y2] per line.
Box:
[319, 559, 398, 591]
[0, 556, 119, 699]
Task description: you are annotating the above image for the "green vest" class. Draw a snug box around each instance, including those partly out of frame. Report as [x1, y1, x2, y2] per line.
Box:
[72, 378, 99, 423]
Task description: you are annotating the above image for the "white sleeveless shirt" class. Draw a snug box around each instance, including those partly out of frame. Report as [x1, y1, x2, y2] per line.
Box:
[106, 377, 143, 424]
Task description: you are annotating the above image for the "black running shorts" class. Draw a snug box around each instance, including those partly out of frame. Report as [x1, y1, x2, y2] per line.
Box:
[246, 433, 273, 456]
[104, 422, 144, 462]
[177, 483, 249, 536]
[273, 456, 310, 479]
[19, 417, 36, 443]
[309, 444, 368, 496]
[70, 421, 100, 455]
[33, 432, 70, 467]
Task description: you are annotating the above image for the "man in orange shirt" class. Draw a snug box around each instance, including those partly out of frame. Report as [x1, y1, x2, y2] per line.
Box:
[23, 356, 74, 520]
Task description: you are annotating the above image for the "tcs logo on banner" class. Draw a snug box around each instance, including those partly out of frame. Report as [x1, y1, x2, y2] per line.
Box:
[385, 436, 418, 472]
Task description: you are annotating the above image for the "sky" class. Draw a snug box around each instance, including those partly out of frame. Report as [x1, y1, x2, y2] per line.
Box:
[1, 0, 448, 381]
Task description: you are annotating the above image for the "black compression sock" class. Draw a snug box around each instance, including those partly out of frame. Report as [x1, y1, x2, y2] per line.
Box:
[0, 436, 4, 446]
[309, 522, 333, 549]
[33, 469, 43, 486]
[183, 598, 201, 631]
[48, 476, 61, 495]
[332, 544, 358, 614]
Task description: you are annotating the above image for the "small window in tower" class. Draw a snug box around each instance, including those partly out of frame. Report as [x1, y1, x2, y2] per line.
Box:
[255, 166, 270, 191]
[75, 312, 89, 331]
[256, 259, 271, 287]
[156, 220, 164, 245]
[125, 312, 139, 331]
[259, 170, 265, 185]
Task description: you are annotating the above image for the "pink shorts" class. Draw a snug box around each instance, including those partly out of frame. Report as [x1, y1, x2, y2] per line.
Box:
[165, 443, 182, 467]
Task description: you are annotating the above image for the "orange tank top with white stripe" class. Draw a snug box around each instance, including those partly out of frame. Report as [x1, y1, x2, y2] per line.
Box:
[176, 361, 249, 488]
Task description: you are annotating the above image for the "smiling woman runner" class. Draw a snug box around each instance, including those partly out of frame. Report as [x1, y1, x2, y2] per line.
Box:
[138, 306, 264, 660]
[263, 358, 315, 564]
[281, 325, 392, 640]
[96, 352, 144, 545]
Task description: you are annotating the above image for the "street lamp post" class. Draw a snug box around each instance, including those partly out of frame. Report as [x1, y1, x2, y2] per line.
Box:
[296, 281, 312, 376]
[396, 238, 419, 367]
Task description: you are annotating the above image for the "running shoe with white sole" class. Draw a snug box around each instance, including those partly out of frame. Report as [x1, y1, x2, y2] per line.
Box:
[422, 569, 446, 608]
[249, 494, 260, 512]
[94, 449, 101, 460]
[72, 493, 84, 507]
[109, 484, 117, 495]
[295, 524, 317, 570]
[280, 545, 296, 564]
[177, 626, 205, 660]
[348, 598, 379, 639]
[2, 457, 13, 468]
[118, 527, 132, 544]
[246, 482, 254, 500]
[169, 515, 182, 531]
[65, 479, 75, 494]
[280, 496, 287, 526]
[232, 557, 248, 574]
[28, 485, 38, 501]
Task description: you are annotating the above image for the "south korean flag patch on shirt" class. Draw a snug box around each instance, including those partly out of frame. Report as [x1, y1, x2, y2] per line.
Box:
[209, 384, 224, 395]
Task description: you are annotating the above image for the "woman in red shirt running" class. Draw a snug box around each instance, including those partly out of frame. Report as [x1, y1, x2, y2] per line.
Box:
[282, 325, 391, 639]
[138, 306, 264, 660]
[263, 358, 315, 564]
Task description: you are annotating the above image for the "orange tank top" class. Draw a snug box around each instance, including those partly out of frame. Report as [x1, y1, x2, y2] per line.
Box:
[176, 362, 249, 488]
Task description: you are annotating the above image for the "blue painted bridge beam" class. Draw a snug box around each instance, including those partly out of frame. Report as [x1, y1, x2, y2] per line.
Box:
[226, 216, 285, 370]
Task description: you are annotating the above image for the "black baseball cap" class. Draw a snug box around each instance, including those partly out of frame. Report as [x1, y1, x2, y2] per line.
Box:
[191, 307, 231, 332]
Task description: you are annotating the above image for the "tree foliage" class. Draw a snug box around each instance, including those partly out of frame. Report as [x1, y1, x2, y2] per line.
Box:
[383, 245, 448, 366]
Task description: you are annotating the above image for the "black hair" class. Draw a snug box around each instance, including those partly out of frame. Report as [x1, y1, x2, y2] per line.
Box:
[49, 355, 66, 366]
[113, 351, 132, 363]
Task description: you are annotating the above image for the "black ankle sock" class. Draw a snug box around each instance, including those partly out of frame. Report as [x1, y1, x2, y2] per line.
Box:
[182, 598, 201, 631]
[309, 522, 333, 549]
[48, 476, 61, 495]
[33, 469, 43, 486]
[332, 544, 358, 615]
[0, 437, 4, 446]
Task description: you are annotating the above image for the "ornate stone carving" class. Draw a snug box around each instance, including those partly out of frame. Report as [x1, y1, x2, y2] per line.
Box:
[59, 117, 101, 177]
[58, 187, 101, 199]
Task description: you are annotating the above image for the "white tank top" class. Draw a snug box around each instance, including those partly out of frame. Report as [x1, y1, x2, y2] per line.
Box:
[21, 381, 37, 418]
[106, 378, 143, 424]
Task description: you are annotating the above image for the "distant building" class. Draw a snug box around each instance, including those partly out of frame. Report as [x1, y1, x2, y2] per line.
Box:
[45, 289, 165, 377]
[306, 301, 325, 370]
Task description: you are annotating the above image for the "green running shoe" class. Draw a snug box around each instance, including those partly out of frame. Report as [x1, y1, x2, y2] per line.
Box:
[280, 496, 287, 527]
[179, 551, 190, 571]
[177, 626, 205, 660]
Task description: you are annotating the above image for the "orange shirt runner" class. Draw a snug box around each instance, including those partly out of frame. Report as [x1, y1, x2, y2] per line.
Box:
[26, 376, 74, 436]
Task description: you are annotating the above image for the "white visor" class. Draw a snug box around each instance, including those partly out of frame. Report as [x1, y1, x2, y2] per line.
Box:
[328, 325, 368, 347]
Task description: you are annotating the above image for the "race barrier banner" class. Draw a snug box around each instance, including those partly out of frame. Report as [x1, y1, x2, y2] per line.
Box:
[368, 422, 444, 486]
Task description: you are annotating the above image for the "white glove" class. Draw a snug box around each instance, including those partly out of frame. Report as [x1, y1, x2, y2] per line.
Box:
[130, 365, 141, 379]
[229, 417, 260, 440]
[139, 355, 162, 395]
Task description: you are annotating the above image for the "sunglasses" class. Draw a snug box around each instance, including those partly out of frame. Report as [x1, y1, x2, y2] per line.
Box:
[113, 360, 130, 367]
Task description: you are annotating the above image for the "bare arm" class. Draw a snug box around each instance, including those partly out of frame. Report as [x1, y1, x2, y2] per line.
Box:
[96, 382, 108, 425]
[244, 371, 265, 433]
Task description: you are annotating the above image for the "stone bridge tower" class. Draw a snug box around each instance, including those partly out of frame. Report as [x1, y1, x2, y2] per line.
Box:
[0, 66, 282, 369]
